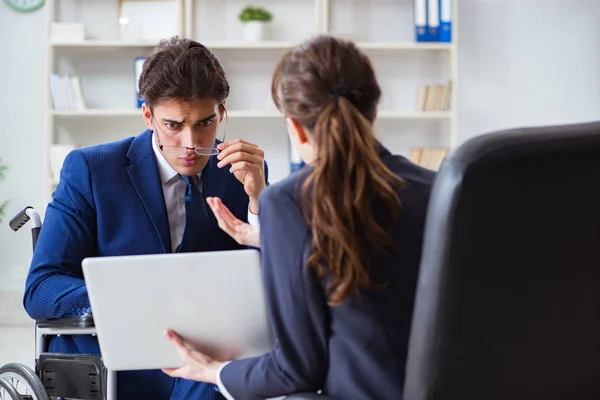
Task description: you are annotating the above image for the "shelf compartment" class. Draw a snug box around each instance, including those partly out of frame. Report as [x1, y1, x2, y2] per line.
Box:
[188, 0, 318, 43]
[51, 109, 283, 118]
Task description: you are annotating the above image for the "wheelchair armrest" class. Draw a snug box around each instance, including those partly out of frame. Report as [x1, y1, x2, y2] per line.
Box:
[36, 313, 95, 329]
[35, 314, 97, 356]
[284, 394, 338, 400]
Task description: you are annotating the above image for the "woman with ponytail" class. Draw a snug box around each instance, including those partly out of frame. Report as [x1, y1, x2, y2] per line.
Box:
[163, 35, 436, 400]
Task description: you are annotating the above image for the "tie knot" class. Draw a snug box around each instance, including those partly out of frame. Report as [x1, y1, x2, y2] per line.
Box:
[179, 174, 196, 186]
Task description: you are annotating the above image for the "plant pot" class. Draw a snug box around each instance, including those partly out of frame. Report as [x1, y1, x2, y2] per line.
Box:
[243, 21, 266, 42]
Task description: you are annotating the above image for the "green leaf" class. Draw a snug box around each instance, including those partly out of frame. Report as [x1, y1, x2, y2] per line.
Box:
[239, 6, 273, 22]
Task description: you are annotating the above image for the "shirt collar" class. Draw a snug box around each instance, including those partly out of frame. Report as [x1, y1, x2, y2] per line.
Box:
[151, 132, 179, 184]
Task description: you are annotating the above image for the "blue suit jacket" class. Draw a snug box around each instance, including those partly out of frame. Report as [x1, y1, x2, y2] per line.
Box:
[23, 130, 268, 400]
[218, 144, 435, 400]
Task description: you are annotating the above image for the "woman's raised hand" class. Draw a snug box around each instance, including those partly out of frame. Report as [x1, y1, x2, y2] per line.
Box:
[206, 197, 260, 248]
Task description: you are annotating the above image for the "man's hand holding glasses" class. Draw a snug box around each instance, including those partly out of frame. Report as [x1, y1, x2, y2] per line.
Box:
[215, 139, 266, 215]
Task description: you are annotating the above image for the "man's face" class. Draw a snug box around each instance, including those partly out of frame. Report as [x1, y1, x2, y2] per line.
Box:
[143, 98, 224, 177]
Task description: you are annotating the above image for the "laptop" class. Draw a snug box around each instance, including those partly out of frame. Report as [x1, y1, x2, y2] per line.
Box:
[81, 249, 274, 371]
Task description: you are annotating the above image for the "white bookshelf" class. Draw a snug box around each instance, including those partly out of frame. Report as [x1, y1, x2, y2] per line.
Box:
[44, 0, 458, 203]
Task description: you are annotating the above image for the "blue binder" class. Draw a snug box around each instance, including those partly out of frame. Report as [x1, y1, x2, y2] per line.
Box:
[414, 0, 428, 42]
[427, 0, 440, 42]
[439, 0, 452, 42]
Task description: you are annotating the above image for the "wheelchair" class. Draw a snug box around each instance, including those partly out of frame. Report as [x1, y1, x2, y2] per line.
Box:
[0, 207, 333, 400]
[0, 207, 116, 400]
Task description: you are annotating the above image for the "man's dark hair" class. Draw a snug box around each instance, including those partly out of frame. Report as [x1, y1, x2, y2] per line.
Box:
[138, 36, 229, 107]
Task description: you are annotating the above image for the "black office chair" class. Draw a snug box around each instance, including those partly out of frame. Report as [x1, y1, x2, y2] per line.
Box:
[403, 120, 600, 400]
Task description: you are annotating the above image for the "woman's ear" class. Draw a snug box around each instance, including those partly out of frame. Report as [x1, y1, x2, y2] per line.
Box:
[287, 117, 316, 165]
[287, 117, 309, 144]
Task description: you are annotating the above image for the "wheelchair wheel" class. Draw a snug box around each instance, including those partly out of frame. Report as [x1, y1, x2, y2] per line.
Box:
[0, 363, 49, 400]
[0, 377, 21, 400]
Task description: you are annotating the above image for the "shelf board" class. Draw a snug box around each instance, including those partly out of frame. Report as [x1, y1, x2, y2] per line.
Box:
[50, 40, 296, 50]
[204, 41, 454, 51]
[210, 41, 453, 51]
[51, 109, 283, 118]
[226, 110, 282, 118]
[52, 109, 142, 116]
[51, 40, 160, 48]
[204, 41, 296, 50]
[51, 109, 450, 119]
[50, 40, 453, 51]
[358, 42, 453, 51]
[378, 111, 453, 119]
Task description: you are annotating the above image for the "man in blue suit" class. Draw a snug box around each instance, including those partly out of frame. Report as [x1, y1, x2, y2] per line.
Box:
[23, 36, 268, 399]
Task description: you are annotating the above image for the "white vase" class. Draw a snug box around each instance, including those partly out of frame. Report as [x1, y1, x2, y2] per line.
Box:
[243, 21, 265, 42]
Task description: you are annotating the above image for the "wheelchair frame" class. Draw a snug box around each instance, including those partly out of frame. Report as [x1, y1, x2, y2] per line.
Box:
[1, 206, 116, 400]
[34, 318, 116, 399]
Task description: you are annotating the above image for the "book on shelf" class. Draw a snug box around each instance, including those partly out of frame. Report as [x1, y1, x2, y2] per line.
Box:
[50, 74, 87, 111]
[439, 0, 452, 42]
[416, 80, 452, 112]
[414, 0, 452, 43]
[134, 56, 146, 108]
[410, 147, 449, 171]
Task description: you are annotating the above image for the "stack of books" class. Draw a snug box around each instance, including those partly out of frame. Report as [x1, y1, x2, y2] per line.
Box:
[410, 147, 450, 170]
[49, 74, 86, 111]
[416, 81, 452, 112]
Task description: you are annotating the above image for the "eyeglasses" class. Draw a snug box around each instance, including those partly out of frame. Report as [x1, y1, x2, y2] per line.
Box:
[151, 107, 228, 156]
[155, 131, 220, 156]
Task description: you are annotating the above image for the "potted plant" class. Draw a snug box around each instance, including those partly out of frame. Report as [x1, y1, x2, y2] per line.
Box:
[0, 160, 8, 224]
[239, 6, 273, 42]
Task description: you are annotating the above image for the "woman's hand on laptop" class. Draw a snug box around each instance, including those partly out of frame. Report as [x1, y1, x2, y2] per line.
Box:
[207, 197, 260, 248]
[162, 330, 225, 384]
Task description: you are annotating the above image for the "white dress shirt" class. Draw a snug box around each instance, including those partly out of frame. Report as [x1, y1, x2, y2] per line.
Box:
[152, 134, 262, 397]
[151, 133, 259, 252]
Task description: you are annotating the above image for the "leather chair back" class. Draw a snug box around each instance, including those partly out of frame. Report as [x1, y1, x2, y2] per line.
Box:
[404, 121, 600, 400]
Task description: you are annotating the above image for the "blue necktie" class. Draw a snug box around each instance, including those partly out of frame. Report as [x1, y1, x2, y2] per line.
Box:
[176, 175, 207, 253]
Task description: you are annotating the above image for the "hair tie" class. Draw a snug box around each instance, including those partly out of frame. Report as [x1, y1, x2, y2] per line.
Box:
[330, 85, 351, 100]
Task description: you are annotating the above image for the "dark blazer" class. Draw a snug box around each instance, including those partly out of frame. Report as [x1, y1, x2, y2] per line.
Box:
[23, 129, 268, 400]
[218, 144, 435, 400]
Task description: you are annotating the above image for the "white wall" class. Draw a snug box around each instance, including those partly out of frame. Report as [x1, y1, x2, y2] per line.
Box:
[1, 0, 600, 297]
[457, 0, 600, 141]
[0, 3, 46, 299]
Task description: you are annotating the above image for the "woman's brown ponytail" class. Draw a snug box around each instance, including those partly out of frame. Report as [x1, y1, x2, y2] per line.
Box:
[272, 35, 406, 306]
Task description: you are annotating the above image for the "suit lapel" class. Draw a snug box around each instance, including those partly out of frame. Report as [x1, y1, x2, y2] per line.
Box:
[126, 130, 172, 253]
